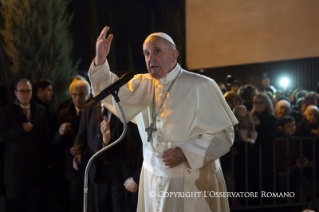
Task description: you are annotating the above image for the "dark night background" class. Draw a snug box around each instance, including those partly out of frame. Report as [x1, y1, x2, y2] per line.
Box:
[0, 0, 318, 104]
[68, 0, 185, 76]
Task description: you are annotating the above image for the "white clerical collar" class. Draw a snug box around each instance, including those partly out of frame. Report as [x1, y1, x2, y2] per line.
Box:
[158, 63, 180, 85]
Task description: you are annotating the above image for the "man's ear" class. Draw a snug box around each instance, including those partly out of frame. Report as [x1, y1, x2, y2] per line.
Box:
[171, 49, 179, 62]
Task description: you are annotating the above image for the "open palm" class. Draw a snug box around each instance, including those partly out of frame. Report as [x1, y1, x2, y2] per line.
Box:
[96, 26, 113, 66]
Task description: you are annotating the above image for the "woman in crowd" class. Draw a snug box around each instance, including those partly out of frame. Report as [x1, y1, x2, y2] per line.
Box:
[275, 100, 291, 120]
[248, 93, 278, 204]
[295, 105, 319, 137]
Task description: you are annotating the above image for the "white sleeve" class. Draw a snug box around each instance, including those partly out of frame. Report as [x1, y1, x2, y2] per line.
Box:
[88, 58, 120, 115]
[88, 58, 153, 124]
[179, 126, 234, 171]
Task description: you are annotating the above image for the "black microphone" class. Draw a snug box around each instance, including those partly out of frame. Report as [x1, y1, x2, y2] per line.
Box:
[93, 72, 134, 103]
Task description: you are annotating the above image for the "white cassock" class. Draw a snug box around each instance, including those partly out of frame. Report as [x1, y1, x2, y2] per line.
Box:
[89, 59, 238, 212]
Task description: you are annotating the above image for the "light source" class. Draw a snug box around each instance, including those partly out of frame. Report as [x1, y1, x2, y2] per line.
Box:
[279, 77, 290, 88]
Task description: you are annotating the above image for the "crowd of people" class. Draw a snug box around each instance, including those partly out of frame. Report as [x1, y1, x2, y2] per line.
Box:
[0, 76, 143, 212]
[221, 75, 319, 209]
[0, 74, 318, 212]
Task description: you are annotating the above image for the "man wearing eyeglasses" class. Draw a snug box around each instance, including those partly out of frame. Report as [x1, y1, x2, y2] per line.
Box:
[0, 79, 53, 212]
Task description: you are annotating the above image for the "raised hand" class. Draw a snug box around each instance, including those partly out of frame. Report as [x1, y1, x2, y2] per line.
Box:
[95, 26, 114, 66]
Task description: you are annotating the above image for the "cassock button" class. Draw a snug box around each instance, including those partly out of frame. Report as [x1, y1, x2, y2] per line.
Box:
[158, 184, 161, 187]
[156, 209, 159, 211]
[98, 134, 100, 137]
[157, 200, 160, 203]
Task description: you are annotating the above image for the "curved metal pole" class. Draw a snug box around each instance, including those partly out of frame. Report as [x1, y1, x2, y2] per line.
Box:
[83, 103, 127, 212]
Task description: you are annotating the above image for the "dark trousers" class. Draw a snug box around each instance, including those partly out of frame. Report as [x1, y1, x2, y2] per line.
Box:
[68, 175, 84, 212]
[6, 187, 40, 212]
[87, 180, 125, 212]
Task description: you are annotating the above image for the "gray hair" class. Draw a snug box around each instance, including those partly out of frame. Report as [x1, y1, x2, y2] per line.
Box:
[69, 79, 91, 98]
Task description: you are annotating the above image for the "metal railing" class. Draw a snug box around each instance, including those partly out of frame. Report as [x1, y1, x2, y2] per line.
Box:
[226, 136, 318, 210]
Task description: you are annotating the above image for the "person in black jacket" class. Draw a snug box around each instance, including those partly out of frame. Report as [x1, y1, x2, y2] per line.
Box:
[32, 79, 58, 210]
[73, 100, 126, 212]
[57, 75, 87, 114]
[53, 79, 90, 212]
[248, 93, 278, 205]
[122, 122, 143, 212]
[32, 79, 56, 137]
[0, 79, 53, 212]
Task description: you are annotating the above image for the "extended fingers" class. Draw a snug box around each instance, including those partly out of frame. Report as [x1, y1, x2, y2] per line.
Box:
[103, 130, 110, 136]
[98, 26, 109, 40]
[162, 147, 174, 154]
[101, 122, 110, 133]
[157, 148, 174, 158]
[158, 147, 186, 168]
[100, 121, 107, 129]
[106, 34, 113, 45]
[163, 160, 176, 168]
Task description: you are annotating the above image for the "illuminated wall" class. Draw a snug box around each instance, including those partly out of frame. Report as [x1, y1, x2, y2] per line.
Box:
[186, 0, 319, 70]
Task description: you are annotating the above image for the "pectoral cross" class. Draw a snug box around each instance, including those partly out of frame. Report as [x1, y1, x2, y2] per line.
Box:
[145, 123, 157, 142]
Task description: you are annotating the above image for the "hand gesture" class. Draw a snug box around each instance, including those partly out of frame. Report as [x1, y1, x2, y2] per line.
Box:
[73, 154, 82, 170]
[124, 177, 138, 193]
[157, 147, 186, 168]
[100, 116, 111, 146]
[311, 128, 319, 137]
[23, 122, 33, 132]
[296, 155, 309, 169]
[59, 123, 71, 135]
[70, 147, 75, 155]
[95, 26, 113, 66]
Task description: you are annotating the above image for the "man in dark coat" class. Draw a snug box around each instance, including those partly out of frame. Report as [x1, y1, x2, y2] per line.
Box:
[0, 79, 53, 212]
[73, 100, 126, 212]
[32, 79, 57, 137]
[52, 79, 91, 212]
[32, 79, 58, 210]
[122, 122, 143, 212]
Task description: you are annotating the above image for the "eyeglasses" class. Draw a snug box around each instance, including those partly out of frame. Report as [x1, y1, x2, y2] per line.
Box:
[17, 90, 32, 95]
[253, 101, 264, 105]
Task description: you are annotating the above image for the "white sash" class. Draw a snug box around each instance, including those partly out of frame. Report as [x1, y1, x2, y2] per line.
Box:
[143, 147, 184, 178]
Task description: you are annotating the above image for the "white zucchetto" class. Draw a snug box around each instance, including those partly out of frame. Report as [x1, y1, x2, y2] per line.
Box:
[146, 32, 176, 46]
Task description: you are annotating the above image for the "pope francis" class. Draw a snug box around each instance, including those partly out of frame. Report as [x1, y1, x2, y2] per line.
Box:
[89, 26, 238, 212]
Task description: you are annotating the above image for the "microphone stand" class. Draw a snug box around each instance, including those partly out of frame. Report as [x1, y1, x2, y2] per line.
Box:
[83, 91, 127, 212]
